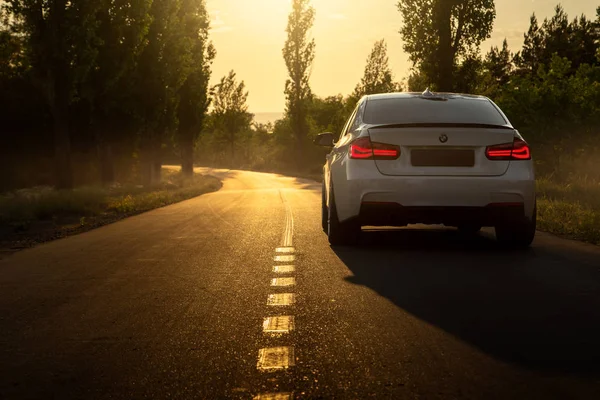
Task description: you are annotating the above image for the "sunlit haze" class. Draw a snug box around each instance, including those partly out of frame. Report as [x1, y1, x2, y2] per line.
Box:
[207, 0, 597, 115]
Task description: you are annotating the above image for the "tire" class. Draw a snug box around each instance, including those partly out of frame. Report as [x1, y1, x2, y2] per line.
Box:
[321, 181, 328, 233]
[457, 224, 482, 235]
[495, 203, 536, 248]
[327, 185, 360, 246]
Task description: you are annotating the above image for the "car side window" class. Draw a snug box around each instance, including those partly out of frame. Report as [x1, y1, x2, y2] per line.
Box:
[349, 100, 366, 133]
[338, 106, 358, 141]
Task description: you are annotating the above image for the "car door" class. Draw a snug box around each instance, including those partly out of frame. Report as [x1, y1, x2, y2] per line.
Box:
[325, 102, 361, 205]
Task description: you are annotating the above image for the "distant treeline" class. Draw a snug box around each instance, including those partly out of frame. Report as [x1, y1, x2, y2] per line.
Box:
[1, 1, 599, 191]
[201, 4, 600, 181]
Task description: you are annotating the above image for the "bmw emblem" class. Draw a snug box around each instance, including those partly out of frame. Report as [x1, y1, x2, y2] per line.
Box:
[439, 134, 448, 143]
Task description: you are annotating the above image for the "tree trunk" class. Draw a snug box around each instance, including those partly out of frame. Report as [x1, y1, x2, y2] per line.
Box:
[93, 121, 116, 186]
[436, 0, 454, 92]
[50, 95, 73, 189]
[179, 126, 195, 177]
[140, 147, 162, 186]
[45, 0, 73, 189]
[140, 149, 153, 187]
[230, 138, 235, 168]
[177, 79, 197, 178]
[181, 140, 194, 177]
[295, 130, 304, 172]
[100, 143, 115, 185]
[152, 155, 162, 183]
[293, 109, 306, 172]
[140, 132, 157, 187]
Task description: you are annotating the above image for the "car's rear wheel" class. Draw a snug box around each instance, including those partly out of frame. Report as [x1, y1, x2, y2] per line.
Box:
[495, 204, 536, 248]
[327, 185, 360, 246]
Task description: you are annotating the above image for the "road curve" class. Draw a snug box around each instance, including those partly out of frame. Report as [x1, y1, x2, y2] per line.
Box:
[1, 168, 599, 399]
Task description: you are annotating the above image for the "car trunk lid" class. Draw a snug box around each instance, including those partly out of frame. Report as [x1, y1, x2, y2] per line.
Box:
[367, 125, 516, 177]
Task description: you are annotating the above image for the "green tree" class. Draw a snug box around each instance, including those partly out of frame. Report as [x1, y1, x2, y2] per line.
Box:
[82, 0, 152, 185]
[540, 5, 599, 71]
[309, 95, 347, 138]
[454, 54, 483, 93]
[516, 6, 599, 76]
[514, 14, 544, 76]
[0, 22, 46, 191]
[567, 13, 599, 69]
[210, 70, 253, 166]
[4, 0, 103, 188]
[0, 29, 23, 81]
[397, 0, 495, 91]
[175, 0, 215, 177]
[134, 0, 194, 185]
[352, 39, 400, 99]
[283, 0, 315, 170]
[541, 5, 570, 64]
[406, 70, 431, 91]
[484, 38, 512, 86]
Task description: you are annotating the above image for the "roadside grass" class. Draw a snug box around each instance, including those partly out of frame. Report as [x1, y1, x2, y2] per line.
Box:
[105, 171, 221, 215]
[0, 169, 222, 249]
[537, 177, 600, 245]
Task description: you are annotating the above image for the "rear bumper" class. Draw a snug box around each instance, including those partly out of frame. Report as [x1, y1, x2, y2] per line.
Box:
[331, 160, 535, 224]
[359, 203, 526, 227]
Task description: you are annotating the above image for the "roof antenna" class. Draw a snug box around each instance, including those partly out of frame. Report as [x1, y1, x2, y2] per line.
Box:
[422, 87, 434, 97]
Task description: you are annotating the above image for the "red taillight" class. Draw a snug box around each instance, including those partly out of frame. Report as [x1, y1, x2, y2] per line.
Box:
[350, 137, 374, 159]
[349, 137, 400, 160]
[511, 139, 531, 160]
[486, 138, 531, 160]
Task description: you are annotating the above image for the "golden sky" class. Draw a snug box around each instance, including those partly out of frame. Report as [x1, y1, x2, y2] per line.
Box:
[206, 0, 598, 113]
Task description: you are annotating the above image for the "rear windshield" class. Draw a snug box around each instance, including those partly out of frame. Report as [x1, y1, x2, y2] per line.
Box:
[363, 97, 508, 126]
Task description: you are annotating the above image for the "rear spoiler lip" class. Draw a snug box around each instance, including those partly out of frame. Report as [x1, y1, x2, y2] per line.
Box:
[367, 123, 515, 130]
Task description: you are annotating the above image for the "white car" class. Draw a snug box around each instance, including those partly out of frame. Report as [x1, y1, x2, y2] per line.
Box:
[315, 90, 536, 247]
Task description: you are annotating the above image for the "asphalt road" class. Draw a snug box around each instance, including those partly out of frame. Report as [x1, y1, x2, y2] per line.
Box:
[1, 168, 600, 399]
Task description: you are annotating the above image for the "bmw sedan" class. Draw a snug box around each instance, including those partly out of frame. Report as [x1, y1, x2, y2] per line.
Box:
[315, 90, 536, 247]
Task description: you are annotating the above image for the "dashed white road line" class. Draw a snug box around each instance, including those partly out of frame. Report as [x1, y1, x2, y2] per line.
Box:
[267, 293, 296, 306]
[254, 190, 297, 399]
[263, 316, 295, 334]
[270, 277, 296, 287]
[275, 247, 295, 253]
[273, 265, 295, 274]
[253, 392, 293, 400]
[257, 346, 295, 370]
[274, 254, 295, 262]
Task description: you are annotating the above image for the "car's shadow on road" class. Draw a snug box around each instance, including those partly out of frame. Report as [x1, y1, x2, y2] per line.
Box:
[334, 227, 600, 376]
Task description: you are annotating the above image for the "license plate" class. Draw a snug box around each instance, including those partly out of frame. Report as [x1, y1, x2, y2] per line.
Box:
[411, 149, 475, 167]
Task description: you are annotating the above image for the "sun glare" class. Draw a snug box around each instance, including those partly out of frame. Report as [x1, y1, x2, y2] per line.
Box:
[232, 0, 291, 24]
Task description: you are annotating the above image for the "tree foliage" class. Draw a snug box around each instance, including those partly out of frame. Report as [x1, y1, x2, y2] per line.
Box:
[210, 70, 253, 166]
[475, 5, 600, 179]
[83, 0, 153, 184]
[309, 95, 348, 138]
[485, 39, 512, 85]
[353, 39, 400, 99]
[397, 0, 495, 90]
[515, 6, 600, 76]
[283, 0, 315, 169]
[0, 0, 215, 190]
[176, 0, 215, 177]
[4, 0, 104, 188]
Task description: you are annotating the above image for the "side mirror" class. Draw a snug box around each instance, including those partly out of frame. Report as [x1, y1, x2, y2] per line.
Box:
[314, 132, 334, 147]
